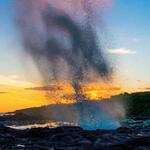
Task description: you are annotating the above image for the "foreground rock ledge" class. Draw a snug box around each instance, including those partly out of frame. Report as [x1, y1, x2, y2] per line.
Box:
[0, 125, 150, 150]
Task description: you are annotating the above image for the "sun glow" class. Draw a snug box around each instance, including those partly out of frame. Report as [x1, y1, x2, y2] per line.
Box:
[25, 82, 122, 102]
[82, 83, 122, 100]
[86, 90, 100, 100]
[0, 82, 122, 112]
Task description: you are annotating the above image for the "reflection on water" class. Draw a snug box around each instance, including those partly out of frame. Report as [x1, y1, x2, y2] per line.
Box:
[7, 118, 150, 131]
[7, 122, 77, 130]
[2, 109, 121, 130]
[0, 113, 15, 117]
[7, 117, 120, 130]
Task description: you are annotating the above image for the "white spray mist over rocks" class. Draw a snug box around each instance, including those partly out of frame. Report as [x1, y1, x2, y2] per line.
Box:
[75, 101, 121, 130]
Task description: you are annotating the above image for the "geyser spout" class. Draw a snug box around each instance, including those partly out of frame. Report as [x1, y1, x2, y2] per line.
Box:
[15, 0, 124, 130]
[16, 0, 111, 100]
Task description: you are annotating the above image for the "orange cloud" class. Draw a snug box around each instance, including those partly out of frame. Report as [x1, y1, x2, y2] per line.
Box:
[25, 85, 62, 91]
[0, 92, 7, 94]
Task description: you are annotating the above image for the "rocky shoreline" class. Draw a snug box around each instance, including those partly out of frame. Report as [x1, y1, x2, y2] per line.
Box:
[1, 123, 150, 150]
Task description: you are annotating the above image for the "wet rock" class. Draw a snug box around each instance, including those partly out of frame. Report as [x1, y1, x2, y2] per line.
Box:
[116, 126, 133, 133]
[124, 136, 150, 149]
[134, 147, 150, 150]
[94, 138, 126, 150]
[0, 123, 150, 150]
[77, 140, 92, 150]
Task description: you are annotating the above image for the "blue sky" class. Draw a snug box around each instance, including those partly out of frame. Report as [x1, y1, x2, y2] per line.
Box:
[0, 0, 150, 91]
[107, 0, 150, 89]
[0, 0, 22, 75]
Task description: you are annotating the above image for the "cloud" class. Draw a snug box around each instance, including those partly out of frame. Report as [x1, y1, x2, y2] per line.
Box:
[137, 80, 142, 83]
[108, 48, 136, 55]
[137, 87, 150, 91]
[144, 87, 150, 91]
[0, 75, 34, 88]
[0, 92, 7, 94]
[25, 85, 62, 91]
[108, 86, 122, 91]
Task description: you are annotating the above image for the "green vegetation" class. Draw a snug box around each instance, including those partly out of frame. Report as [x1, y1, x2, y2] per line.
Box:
[121, 92, 150, 117]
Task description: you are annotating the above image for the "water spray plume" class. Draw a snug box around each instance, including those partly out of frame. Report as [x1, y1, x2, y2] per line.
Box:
[15, 0, 124, 130]
[16, 0, 112, 101]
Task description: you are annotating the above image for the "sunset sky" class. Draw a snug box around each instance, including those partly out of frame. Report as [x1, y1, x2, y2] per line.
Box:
[0, 0, 150, 112]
